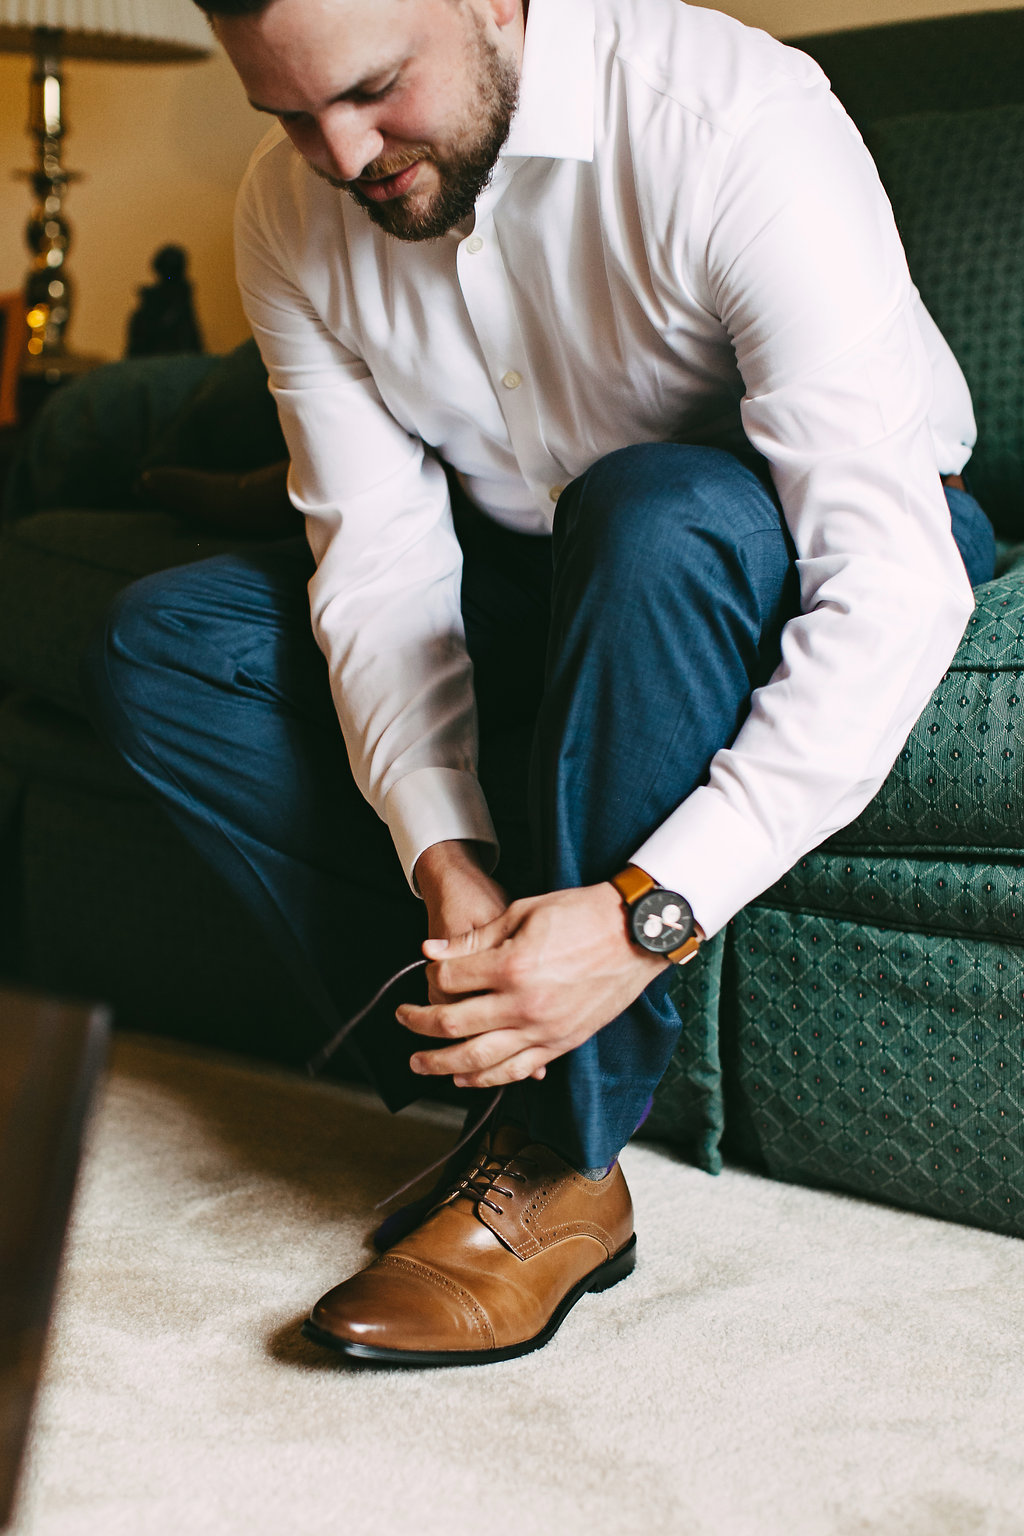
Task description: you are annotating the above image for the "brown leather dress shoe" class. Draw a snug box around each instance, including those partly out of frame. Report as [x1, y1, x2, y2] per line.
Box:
[302, 1124, 636, 1366]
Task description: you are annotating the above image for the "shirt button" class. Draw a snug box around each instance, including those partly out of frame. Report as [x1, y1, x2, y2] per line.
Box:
[549, 484, 565, 502]
[465, 235, 484, 253]
[502, 370, 522, 390]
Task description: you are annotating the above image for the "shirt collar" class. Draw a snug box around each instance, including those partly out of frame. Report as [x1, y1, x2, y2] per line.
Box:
[501, 0, 595, 163]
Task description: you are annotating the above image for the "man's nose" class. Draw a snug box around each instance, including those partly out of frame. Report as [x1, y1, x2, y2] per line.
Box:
[318, 108, 384, 183]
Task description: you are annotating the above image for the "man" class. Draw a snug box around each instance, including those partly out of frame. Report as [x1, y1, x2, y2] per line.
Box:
[86, 0, 993, 1366]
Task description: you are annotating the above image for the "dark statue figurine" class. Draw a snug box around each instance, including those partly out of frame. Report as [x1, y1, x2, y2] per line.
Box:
[126, 245, 203, 358]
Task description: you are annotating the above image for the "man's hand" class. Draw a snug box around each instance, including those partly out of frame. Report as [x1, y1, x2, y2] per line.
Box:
[396, 882, 669, 1089]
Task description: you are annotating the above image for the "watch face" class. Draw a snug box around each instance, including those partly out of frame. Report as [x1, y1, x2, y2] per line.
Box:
[631, 890, 695, 955]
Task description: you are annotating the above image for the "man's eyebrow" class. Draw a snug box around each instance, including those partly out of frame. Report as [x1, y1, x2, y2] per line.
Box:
[248, 65, 406, 117]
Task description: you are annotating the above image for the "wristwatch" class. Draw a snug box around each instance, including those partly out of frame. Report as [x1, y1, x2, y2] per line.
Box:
[611, 865, 701, 965]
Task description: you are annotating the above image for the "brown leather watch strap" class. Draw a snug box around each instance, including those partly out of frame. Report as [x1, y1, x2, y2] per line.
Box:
[611, 865, 701, 965]
[610, 864, 656, 906]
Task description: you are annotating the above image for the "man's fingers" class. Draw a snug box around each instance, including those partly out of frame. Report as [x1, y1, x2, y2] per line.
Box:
[397, 992, 506, 1041]
[408, 1026, 530, 1077]
[452, 1048, 551, 1090]
[409, 1031, 553, 1086]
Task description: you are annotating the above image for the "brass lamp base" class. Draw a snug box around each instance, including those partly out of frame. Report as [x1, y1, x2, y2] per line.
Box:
[17, 27, 79, 361]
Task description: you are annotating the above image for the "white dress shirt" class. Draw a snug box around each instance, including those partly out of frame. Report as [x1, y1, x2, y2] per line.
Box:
[234, 0, 977, 938]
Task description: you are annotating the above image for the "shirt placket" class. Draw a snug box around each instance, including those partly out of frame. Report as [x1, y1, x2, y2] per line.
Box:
[457, 169, 568, 522]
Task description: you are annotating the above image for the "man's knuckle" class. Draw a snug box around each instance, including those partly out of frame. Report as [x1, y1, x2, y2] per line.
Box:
[503, 951, 532, 989]
[520, 988, 553, 1027]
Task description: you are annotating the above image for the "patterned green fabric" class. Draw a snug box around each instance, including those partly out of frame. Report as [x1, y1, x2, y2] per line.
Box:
[645, 930, 727, 1174]
[842, 564, 1024, 849]
[866, 105, 1024, 536]
[648, 896, 1024, 1237]
[765, 852, 1023, 943]
[726, 906, 1024, 1238]
[648, 566, 1024, 1234]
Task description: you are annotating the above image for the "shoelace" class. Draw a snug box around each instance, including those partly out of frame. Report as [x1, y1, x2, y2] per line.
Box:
[305, 956, 504, 1209]
[448, 1148, 538, 1215]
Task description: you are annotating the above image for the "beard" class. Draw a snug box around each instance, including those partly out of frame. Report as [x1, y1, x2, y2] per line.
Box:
[312, 19, 519, 241]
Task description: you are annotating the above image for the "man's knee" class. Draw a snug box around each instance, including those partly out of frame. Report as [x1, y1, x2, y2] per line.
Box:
[80, 574, 178, 763]
[552, 442, 794, 610]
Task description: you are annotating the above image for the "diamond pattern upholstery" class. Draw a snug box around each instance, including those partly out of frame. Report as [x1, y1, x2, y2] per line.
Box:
[728, 908, 1024, 1237]
[650, 562, 1024, 1236]
[846, 568, 1024, 849]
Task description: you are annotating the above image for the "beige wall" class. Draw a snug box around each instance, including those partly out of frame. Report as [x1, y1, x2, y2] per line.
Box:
[0, 0, 1019, 362]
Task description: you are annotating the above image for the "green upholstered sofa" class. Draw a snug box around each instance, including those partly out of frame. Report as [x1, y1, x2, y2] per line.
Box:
[1, 10, 1022, 1235]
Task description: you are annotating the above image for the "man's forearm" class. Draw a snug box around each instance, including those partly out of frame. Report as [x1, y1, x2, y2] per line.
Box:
[414, 839, 508, 944]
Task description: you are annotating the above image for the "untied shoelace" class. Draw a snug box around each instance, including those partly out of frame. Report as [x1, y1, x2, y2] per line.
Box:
[305, 957, 504, 1209]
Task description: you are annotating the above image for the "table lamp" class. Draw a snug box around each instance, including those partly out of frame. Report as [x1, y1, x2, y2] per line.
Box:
[0, 0, 213, 372]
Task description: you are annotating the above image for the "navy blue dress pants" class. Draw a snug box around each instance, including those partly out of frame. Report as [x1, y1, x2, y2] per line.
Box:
[82, 445, 995, 1171]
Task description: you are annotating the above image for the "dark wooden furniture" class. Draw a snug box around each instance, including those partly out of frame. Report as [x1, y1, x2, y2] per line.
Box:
[0, 988, 109, 1529]
[0, 297, 22, 434]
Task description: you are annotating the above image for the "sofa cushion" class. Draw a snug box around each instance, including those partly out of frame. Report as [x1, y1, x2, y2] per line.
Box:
[763, 850, 1023, 945]
[828, 564, 1024, 854]
[866, 104, 1024, 537]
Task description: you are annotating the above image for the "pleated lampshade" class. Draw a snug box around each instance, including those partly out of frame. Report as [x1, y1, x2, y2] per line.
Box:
[0, 0, 212, 61]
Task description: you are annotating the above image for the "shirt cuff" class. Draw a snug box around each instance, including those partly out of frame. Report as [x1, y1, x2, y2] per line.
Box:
[384, 767, 499, 894]
[630, 788, 788, 940]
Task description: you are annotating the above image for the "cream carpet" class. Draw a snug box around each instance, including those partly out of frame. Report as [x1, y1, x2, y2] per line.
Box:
[10, 1032, 1024, 1536]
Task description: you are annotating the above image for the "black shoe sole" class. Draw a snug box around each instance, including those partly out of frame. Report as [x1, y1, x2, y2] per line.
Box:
[300, 1233, 637, 1368]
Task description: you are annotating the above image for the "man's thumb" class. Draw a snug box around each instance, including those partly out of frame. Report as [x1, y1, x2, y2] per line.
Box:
[424, 928, 482, 958]
[423, 919, 498, 959]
